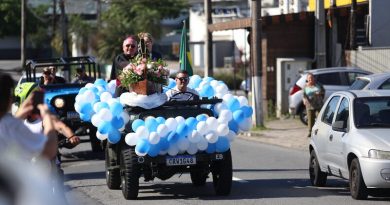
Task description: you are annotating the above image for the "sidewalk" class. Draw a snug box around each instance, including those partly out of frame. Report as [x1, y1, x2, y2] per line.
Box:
[239, 117, 310, 151]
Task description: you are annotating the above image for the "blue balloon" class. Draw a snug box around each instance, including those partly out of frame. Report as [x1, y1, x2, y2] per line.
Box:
[227, 98, 240, 111]
[158, 137, 169, 151]
[185, 117, 197, 130]
[131, 119, 145, 132]
[108, 129, 121, 144]
[241, 106, 253, 118]
[202, 85, 214, 98]
[216, 137, 230, 152]
[147, 144, 161, 157]
[233, 110, 245, 123]
[110, 102, 123, 117]
[79, 87, 88, 95]
[80, 103, 94, 117]
[94, 102, 109, 113]
[196, 114, 207, 122]
[203, 76, 214, 83]
[98, 121, 112, 134]
[206, 143, 216, 154]
[167, 132, 179, 144]
[111, 116, 124, 129]
[145, 118, 158, 132]
[155, 116, 166, 125]
[189, 75, 202, 89]
[94, 79, 108, 87]
[80, 113, 91, 122]
[135, 139, 150, 154]
[228, 120, 239, 134]
[88, 87, 99, 95]
[176, 124, 188, 138]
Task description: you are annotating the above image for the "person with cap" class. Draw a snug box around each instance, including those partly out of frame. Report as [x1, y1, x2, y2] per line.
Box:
[40, 66, 66, 85]
[72, 66, 94, 84]
[166, 70, 199, 101]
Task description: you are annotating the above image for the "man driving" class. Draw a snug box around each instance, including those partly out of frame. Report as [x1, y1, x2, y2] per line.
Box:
[166, 70, 199, 101]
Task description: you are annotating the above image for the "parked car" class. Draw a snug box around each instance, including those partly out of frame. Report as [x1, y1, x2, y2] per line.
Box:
[309, 90, 390, 199]
[289, 67, 372, 125]
[350, 72, 390, 90]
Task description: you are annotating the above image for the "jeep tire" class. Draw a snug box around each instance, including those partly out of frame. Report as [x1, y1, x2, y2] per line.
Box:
[211, 149, 232, 196]
[190, 166, 208, 186]
[120, 144, 140, 200]
[105, 144, 120, 190]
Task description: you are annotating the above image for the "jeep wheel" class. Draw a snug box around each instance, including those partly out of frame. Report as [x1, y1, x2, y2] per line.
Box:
[309, 150, 327, 186]
[89, 126, 103, 152]
[300, 108, 308, 125]
[105, 145, 120, 189]
[190, 166, 208, 187]
[350, 158, 368, 200]
[211, 150, 232, 196]
[120, 144, 140, 200]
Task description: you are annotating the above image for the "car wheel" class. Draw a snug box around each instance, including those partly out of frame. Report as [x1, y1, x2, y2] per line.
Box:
[300, 108, 308, 125]
[105, 145, 120, 190]
[309, 150, 327, 186]
[190, 166, 208, 187]
[349, 158, 368, 200]
[211, 150, 232, 195]
[120, 144, 140, 200]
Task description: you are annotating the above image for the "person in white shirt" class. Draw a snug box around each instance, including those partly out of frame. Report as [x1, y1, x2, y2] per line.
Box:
[166, 70, 199, 101]
[0, 73, 57, 161]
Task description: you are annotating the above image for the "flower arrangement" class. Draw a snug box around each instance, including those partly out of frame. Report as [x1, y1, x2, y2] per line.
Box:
[119, 55, 170, 87]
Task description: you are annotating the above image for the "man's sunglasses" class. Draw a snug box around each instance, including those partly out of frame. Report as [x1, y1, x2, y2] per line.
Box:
[125, 44, 136, 48]
[177, 77, 189, 82]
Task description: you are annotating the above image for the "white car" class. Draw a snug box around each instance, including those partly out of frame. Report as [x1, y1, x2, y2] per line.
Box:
[350, 72, 390, 90]
[309, 90, 390, 199]
[289, 67, 371, 125]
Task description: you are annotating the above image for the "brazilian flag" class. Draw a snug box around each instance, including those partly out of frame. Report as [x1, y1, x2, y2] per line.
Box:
[179, 21, 193, 76]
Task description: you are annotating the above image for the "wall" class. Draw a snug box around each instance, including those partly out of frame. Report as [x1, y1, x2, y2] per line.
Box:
[369, 0, 390, 47]
[346, 47, 390, 73]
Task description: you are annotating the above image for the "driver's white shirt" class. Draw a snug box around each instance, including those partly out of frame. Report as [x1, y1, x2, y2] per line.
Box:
[165, 86, 199, 101]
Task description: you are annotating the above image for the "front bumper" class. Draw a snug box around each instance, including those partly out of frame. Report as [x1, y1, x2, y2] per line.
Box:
[359, 157, 390, 188]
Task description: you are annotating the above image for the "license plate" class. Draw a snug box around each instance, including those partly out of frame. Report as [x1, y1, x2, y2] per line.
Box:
[166, 155, 196, 166]
[67, 111, 80, 119]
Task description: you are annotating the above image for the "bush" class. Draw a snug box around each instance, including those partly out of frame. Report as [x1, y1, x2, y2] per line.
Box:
[213, 70, 244, 90]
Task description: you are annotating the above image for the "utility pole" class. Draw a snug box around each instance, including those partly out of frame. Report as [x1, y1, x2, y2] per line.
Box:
[315, 0, 326, 68]
[60, 0, 69, 57]
[52, 0, 57, 39]
[21, 0, 26, 68]
[204, 0, 213, 77]
[350, 0, 357, 50]
[251, 0, 263, 127]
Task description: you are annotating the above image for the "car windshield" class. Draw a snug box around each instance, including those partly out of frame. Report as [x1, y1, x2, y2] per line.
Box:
[354, 97, 390, 128]
[350, 79, 369, 90]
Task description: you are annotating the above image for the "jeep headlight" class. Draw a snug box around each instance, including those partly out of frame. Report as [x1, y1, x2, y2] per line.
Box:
[54, 98, 65, 108]
[368, 149, 390, 160]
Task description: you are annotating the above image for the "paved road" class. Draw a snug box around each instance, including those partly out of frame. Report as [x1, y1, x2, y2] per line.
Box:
[62, 137, 390, 205]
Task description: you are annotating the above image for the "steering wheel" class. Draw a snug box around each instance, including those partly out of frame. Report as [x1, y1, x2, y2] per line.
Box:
[169, 91, 199, 101]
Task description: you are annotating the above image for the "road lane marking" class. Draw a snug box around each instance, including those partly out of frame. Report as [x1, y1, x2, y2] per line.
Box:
[232, 177, 248, 183]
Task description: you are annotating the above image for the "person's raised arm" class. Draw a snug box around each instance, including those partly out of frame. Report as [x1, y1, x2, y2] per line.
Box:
[51, 115, 80, 146]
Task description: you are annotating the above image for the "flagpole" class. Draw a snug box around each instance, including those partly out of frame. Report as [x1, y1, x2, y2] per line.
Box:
[183, 20, 187, 71]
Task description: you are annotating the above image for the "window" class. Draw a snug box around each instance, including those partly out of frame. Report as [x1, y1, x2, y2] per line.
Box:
[335, 98, 349, 125]
[350, 79, 369, 90]
[379, 78, 390, 90]
[346, 72, 367, 85]
[316, 73, 341, 85]
[322, 96, 340, 125]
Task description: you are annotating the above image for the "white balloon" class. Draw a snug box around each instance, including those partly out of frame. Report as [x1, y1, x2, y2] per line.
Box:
[107, 80, 117, 95]
[239, 117, 252, 132]
[96, 85, 106, 94]
[144, 116, 155, 121]
[210, 80, 219, 87]
[214, 103, 228, 115]
[222, 93, 234, 103]
[107, 98, 118, 106]
[96, 131, 108, 141]
[226, 130, 237, 142]
[217, 116, 229, 124]
[165, 118, 178, 132]
[136, 126, 149, 139]
[177, 137, 190, 151]
[125, 133, 139, 146]
[196, 121, 208, 135]
[75, 95, 83, 103]
[74, 102, 81, 113]
[157, 124, 169, 138]
[85, 83, 94, 88]
[216, 84, 229, 96]
[197, 137, 208, 151]
[91, 114, 102, 127]
[237, 96, 249, 107]
[216, 123, 229, 136]
[83, 90, 96, 103]
[206, 117, 218, 131]
[188, 130, 201, 143]
[219, 109, 233, 122]
[205, 131, 218, 143]
[148, 132, 160, 144]
[198, 81, 208, 89]
[100, 92, 112, 103]
[175, 116, 185, 125]
[187, 143, 198, 155]
[121, 112, 130, 124]
[98, 108, 113, 122]
[167, 144, 179, 156]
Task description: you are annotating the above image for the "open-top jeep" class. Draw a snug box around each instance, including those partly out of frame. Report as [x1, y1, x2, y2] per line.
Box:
[105, 98, 233, 199]
[14, 56, 103, 152]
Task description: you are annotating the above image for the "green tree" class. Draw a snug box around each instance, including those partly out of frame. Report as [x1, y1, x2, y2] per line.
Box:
[97, 0, 188, 63]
